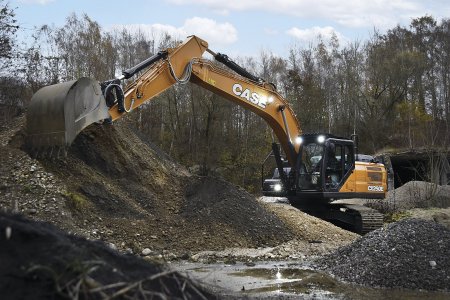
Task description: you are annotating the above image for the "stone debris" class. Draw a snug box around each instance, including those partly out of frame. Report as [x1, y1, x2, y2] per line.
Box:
[141, 248, 152, 256]
[317, 218, 450, 291]
[378, 181, 450, 211]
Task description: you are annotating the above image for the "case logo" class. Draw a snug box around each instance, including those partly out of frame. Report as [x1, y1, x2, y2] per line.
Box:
[232, 83, 268, 109]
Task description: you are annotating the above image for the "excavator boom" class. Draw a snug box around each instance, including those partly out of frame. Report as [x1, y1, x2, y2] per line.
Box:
[26, 35, 301, 165]
[190, 59, 301, 164]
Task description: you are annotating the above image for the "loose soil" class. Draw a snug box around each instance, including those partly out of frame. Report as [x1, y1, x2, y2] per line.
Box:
[2, 117, 292, 254]
[0, 115, 355, 259]
[0, 212, 214, 300]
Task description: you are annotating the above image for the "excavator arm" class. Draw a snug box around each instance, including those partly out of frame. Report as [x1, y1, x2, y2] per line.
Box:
[27, 35, 302, 166]
[108, 36, 208, 120]
[26, 36, 208, 149]
[109, 37, 302, 164]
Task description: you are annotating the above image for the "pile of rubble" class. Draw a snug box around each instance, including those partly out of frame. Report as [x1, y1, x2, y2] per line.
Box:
[0, 117, 298, 256]
[376, 181, 450, 212]
[317, 218, 450, 291]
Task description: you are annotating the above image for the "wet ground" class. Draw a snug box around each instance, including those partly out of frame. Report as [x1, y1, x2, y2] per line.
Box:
[259, 196, 290, 204]
[170, 261, 450, 299]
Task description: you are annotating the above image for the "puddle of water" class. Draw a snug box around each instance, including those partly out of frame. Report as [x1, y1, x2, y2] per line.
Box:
[171, 261, 450, 299]
[234, 268, 341, 297]
[230, 267, 320, 280]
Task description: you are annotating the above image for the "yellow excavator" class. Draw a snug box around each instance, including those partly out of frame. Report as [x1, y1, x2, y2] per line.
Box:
[26, 36, 387, 233]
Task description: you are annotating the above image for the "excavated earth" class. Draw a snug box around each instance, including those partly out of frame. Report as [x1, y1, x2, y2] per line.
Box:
[316, 218, 450, 291]
[1, 116, 301, 255]
[2, 114, 450, 298]
[0, 115, 355, 299]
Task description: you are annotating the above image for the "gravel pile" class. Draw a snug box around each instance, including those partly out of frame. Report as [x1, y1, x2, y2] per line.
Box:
[182, 176, 294, 247]
[0, 118, 75, 233]
[316, 218, 450, 291]
[1, 117, 296, 256]
[382, 181, 450, 211]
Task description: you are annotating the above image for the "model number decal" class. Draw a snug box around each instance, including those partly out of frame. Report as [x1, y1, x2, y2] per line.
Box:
[232, 83, 269, 109]
[368, 185, 384, 192]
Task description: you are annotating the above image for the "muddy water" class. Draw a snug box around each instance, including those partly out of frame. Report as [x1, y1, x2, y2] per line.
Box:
[171, 261, 450, 299]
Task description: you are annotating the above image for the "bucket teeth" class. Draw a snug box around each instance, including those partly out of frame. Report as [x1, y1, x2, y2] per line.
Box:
[57, 147, 68, 159]
[30, 146, 68, 161]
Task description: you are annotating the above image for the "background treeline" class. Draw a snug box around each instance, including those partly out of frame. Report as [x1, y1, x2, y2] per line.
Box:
[1, 2, 449, 192]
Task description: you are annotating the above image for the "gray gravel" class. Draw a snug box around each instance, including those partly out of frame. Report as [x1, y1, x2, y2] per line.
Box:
[316, 218, 450, 291]
[378, 181, 450, 212]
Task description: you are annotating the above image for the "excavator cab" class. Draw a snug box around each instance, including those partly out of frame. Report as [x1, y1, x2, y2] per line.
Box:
[291, 133, 386, 233]
[295, 134, 355, 202]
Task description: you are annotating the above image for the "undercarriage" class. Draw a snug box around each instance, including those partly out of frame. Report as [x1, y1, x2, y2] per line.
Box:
[289, 198, 384, 234]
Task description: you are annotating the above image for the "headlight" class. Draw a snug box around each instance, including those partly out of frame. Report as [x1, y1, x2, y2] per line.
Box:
[317, 135, 325, 143]
[274, 183, 282, 192]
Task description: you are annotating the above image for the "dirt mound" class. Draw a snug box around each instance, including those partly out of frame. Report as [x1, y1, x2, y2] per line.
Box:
[316, 218, 450, 291]
[0, 212, 213, 300]
[183, 177, 291, 246]
[1, 117, 293, 256]
[380, 181, 450, 212]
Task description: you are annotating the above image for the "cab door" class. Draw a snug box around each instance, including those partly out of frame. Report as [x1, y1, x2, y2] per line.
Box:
[323, 139, 355, 192]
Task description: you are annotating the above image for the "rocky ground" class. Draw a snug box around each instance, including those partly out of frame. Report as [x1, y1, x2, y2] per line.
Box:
[0, 115, 355, 261]
[316, 218, 450, 291]
[370, 180, 450, 212]
[190, 200, 359, 263]
[1, 113, 450, 298]
[0, 213, 214, 300]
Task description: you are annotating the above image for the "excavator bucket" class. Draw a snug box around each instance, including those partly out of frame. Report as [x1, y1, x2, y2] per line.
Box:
[26, 77, 110, 149]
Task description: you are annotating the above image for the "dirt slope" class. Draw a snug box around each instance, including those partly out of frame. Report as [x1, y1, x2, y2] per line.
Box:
[1, 116, 295, 256]
[383, 181, 450, 211]
[0, 114, 360, 299]
[0, 212, 213, 300]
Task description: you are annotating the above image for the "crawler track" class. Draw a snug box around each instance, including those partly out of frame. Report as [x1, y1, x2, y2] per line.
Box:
[286, 198, 384, 235]
[344, 204, 384, 234]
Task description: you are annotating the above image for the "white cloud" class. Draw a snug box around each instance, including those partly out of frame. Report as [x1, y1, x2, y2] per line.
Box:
[287, 26, 346, 45]
[182, 17, 237, 45]
[110, 17, 237, 48]
[166, 0, 258, 12]
[18, 0, 54, 4]
[165, 0, 436, 30]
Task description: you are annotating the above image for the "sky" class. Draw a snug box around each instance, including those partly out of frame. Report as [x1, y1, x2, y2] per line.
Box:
[11, 0, 450, 57]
